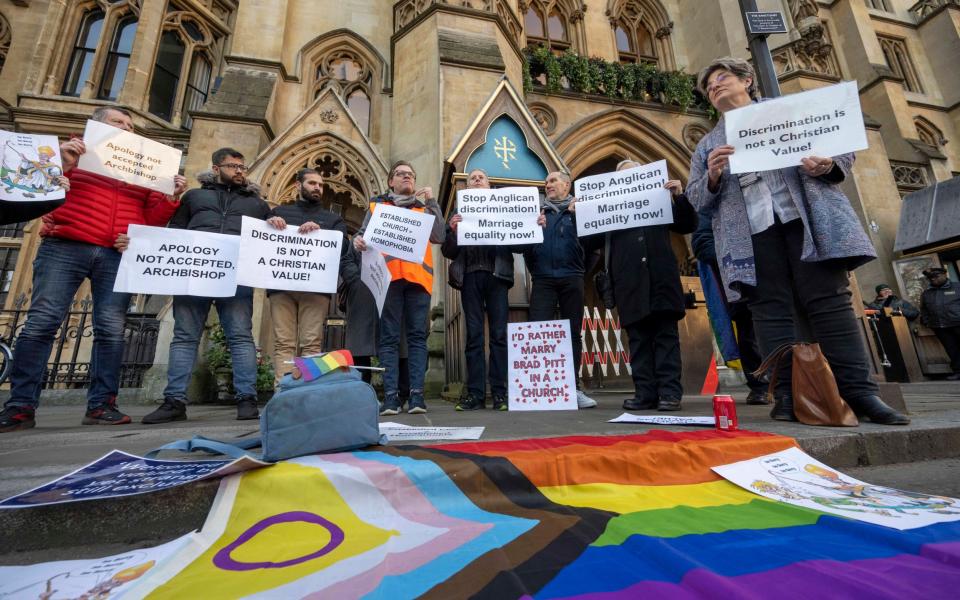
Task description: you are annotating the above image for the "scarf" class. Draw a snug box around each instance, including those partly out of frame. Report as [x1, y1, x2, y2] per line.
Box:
[541, 194, 573, 213]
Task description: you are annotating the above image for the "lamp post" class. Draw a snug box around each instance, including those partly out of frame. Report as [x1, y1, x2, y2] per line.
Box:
[737, 0, 782, 98]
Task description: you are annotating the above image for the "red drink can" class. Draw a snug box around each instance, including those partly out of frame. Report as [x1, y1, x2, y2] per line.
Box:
[713, 395, 738, 431]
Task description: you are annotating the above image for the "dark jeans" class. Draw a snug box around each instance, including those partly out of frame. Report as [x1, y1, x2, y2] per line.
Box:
[461, 271, 509, 397]
[933, 326, 960, 373]
[730, 304, 766, 392]
[6, 239, 129, 411]
[379, 280, 430, 398]
[165, 286, 257, 401]
[626, 316, 683, 400]
[746, 219, 878, 400]
[528, 276, 583, 376]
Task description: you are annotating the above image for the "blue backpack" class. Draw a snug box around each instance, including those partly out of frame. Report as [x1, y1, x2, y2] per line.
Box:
[148, 367, 384, 462]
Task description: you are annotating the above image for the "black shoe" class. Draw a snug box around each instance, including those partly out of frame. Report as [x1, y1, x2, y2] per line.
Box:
[380, 395, 402, 416]
[657, 396, 682, 411]
[82, 397, 132, 425]
[492, 394, 508, 411]
[622, 397, 657, 411]
[0, 405, 36, 433]
[847, 395, 910, 425]
[407, 393, 427, 414]
[455, 394, 485, 411]
[946, 373, 960, 381]
[236, 395, 260, 421]
[770, 394, 798, 421]
[745, 389, 771, 405]
[142, 398, 187, 424]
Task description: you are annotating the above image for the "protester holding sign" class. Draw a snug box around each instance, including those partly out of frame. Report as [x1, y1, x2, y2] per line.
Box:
[442, 169, 513, 412]
[518, 171, 596, 409]
[0, 107, 186, 434]
[688, 57, 908, 425]
[264, 168, 348, 385]
[353, 161, 444, 415]
[585, 160, 697, 412]
[143, 148, 278, 425]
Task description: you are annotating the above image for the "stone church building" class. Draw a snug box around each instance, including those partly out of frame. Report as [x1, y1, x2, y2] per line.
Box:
[0, 0, 957, 397]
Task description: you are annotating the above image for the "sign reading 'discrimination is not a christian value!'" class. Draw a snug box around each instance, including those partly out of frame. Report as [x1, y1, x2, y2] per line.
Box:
[236, 216, 342, 293]
[456, 186, 543, 245]
[574, 159, 673, 236]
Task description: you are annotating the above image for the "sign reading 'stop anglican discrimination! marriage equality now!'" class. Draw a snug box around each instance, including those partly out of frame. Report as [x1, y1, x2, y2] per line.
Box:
[724, 80, 868, 174]
[364, 203, 435, 264]
[574, 159, 673, 236]
[236, 216, 342, 293]
[113, 225, 240, 297]
[77, 119, 182, 194]
[0, 132, 66, 202]
[456, 186, 543, 245]
[508, 320, 578, 411]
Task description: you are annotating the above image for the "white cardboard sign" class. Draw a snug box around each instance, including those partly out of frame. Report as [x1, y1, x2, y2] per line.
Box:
[113, 224, 240, 297]
[0, 132, 66, 202]
[378, 423, 485, 441]
[574, 160, 673, 235]
[456, 186, 543, 245]
[725, 81, 868, 174]
[364, 203, 434, 263]
[236, 216, 342, 293]
[360, 247, 392, 315]
[78, 119, 182, 194]
[508, 320, 577, 411]
[608, 413, 716, 426]
[713, 447, 960, 530]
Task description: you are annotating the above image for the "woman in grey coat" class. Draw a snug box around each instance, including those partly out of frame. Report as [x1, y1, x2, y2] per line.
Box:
[687, 57, 908, 425]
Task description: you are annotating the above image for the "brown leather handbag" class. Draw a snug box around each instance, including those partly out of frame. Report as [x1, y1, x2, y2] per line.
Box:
[754, 342, 858, 427]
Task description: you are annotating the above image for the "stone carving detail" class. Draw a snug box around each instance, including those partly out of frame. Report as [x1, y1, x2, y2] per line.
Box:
[890, 161, 928, 193]
[320, 109, 339, 123]
[771, 7, 840, 79]
[163, 11, 216, 48]
[682, 123, 710, 152]
[393, 0, 523, 47]
[528, 102, 557, 135]
[911, 0, 958, 21]
[0, 14, 10, 75]
[654, 21, 673, 39]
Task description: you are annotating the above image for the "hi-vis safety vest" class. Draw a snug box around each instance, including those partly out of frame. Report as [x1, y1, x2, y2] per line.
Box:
[369, 202, 434, 294]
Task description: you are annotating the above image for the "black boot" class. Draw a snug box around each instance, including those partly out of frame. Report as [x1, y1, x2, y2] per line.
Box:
[770, 394, 798, 421]
[847, 395, 910, 425]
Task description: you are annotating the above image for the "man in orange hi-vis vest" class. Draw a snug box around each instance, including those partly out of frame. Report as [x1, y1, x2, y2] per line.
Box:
[354, 161, 445, 415]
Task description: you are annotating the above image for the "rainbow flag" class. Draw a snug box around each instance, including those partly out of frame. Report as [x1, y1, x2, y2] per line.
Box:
[142, 431, 960, 598]
[293, 350, 353, 381]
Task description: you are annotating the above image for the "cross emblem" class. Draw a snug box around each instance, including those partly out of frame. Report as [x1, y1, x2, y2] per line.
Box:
[494, 136, 517, 169]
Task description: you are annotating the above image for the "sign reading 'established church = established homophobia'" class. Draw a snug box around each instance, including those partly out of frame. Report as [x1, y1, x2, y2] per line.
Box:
[456, 186, 543, 245]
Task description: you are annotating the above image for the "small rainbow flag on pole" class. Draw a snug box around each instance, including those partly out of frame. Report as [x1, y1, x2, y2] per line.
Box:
[293, 350, 354, 381]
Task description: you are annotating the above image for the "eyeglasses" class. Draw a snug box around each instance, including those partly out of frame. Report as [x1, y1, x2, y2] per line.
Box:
[706, 72, 734, 94]
[219, 163, 248, 172]
[393, 171, 416, 180]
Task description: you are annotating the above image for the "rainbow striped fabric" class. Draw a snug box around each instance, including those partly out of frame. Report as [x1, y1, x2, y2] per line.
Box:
[292, 350, 354, 381]
[144, 431, 960, 598]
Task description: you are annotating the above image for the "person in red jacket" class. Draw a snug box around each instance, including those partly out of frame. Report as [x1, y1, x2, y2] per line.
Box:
[0, 107, 186, 432]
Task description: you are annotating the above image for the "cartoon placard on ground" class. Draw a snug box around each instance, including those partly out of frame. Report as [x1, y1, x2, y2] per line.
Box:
[0, 132, 66, 202]
[713, 446, 960, 530]
[508, 320, 577, 411]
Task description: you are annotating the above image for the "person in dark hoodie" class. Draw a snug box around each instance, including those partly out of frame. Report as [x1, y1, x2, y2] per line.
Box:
[266, 167, 348, 385]
[353, 161, 444, 415]
[143, 148, 282, 424]
[441, 168, 513, 412]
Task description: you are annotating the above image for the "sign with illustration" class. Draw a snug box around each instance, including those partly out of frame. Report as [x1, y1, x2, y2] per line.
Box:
[0, 132, 66, 202]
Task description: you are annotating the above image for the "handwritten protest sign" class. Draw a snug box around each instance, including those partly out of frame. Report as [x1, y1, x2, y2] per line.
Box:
[508, 320, 577, 411]
[0, 450, 267, 508]
[378, 422, 485, 441]
[725, 81, 867, 174]
[361, 247, 392, 315]
[608, 414, 716, 426]
[0, 132, 66, 202]
[236, 216, 342, 293]
[364, 203, 435, 263]
[78, 119, 182, 194]
[574, 160, 673, 235]
[456, 186, 542, 245]
[113, 224, 240, 296]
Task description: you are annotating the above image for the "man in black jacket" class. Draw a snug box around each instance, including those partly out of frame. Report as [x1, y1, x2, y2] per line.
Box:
[442, 169, 513, 411]
[920, 268, 960, 380]
[267, 168, 348, 384]
[866, 284, 919, 320]
[144, 148, 280, 424]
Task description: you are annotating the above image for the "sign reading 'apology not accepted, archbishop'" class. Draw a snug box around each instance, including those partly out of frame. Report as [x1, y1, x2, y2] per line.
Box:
[77, 119, 182, 194]
[236, 216, 342, 293]
[574, 159, 673, 235]
[364, 203, 435, 263]
[725, 80, 867, 174]
[456, 186, 542, 245]
[113, 224, 240, 297]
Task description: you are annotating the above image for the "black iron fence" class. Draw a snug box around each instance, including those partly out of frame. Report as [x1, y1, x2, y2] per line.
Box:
[0, 294, 160, 388]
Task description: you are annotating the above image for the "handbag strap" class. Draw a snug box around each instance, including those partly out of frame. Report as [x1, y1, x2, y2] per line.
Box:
[145, 435, 263, 460]
[752, 342, 795, 398]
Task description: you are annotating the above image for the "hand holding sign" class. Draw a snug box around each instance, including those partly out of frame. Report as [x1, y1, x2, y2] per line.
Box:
[573, 160, 673, 236]
[363, 203, 435, 263]
[77, 119, 182, 194]
[456, 187, 542, 245]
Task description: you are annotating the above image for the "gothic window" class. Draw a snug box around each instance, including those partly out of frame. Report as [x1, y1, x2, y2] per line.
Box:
[61, 1, 142, 99]
[878, 35, 923, 93]
[63, 9, 106, 96]
[0, 13, 11, 76]
[314, 50, 374, 136]
[606, 0, 673, 68]
[524, 0, 580, 53]
[98, 16, 137, 101]
[915, 117, 946, 147]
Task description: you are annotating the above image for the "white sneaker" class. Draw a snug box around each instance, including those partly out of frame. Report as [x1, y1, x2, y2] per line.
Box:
[576, 389, 597, 409]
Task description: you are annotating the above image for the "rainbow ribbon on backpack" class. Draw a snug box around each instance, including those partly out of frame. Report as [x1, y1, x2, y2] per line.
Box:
[293, 350, 354, 382]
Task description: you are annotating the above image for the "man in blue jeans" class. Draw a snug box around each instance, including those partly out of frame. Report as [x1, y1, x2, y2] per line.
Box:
[142, 148, 282, 423]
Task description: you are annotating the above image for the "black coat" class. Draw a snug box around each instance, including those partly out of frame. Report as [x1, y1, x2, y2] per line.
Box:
[168, 172, 272, 235]
[921, 281, 960, 329]
[441, 218, 514, 290]
[592, 193, 698, 326]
